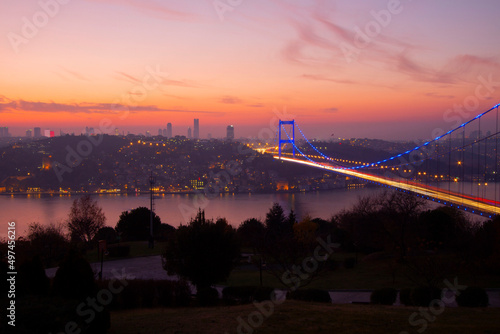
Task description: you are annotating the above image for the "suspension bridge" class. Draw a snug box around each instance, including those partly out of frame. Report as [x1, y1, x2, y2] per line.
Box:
[269, 104, 500, 218]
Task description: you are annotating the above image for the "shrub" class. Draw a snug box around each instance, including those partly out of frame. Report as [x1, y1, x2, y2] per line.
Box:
[222, 286, 255, 304]
[18, 256, 50, 296]
[343, 257, 356, 269]
[6, 296, 109, 334]
[115, 207, 162, 241]
[107, 244, 130, 257]
[401, 287, 442, 306]
[412, 287, 442, 306]
[287, 289, 331, 303]
[399, 288, 413, 306]
[53, 251, 97, 300]
[197, 287, 219, 306]
[101, 279, 192, 309]
[456, 287, 489, 307]
[399, 287, 442, 306]
[326, 259, 340, 271]
[254, 286, 276, 302]
[118, 280, 157, 309]
[0, 261, 8, 295]
[25, 222, 69, 267]
[158, 280, 192, 307]
[370, 288, 397, 305]
[94, 226, 118, 244]
[164, 211, 240, 293]
[222, 286, 275, 304]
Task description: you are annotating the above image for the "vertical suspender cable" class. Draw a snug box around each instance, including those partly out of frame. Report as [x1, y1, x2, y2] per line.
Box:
[496, 107, 499, 213]
[462, 126, 465, 206]
[449, 133, 452, 202]
[478, 118, 481, 198]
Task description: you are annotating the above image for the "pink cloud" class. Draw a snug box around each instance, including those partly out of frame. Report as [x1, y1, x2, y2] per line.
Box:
[86, 0, 196, 21]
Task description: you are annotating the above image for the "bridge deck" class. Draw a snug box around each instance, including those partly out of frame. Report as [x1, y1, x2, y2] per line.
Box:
[275, 156, 499, 218]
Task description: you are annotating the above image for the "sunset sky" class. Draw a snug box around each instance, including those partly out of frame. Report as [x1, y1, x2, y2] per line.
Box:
[1, 0, 500, 139]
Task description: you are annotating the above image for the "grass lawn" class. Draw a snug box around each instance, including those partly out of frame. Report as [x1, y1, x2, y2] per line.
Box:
[224, 253, 500, 290]
[84, 241, 166, 263]
[109, 301, 500, 334]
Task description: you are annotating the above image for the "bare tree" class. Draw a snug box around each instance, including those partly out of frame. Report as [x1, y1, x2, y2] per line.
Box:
[67, 195, 106, 243]
[378, 191, 427, 259]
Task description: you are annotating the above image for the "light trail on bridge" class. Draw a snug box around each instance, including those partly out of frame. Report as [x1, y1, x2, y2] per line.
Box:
[274, 155, 499, 218]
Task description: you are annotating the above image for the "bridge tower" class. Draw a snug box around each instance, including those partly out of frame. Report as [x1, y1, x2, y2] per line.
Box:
[278, 120, 295, 158]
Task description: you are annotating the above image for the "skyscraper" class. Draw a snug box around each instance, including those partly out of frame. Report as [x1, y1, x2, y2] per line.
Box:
[158, 128, 163, 136]
[193, 119, 199, 139]
[187, 127, 192, 139]
[227, 125, 234, 140]
[34, 127, 41, 138]
[167, 123, 172, 138]
[26, 129, 32, 138]
[0, 127, 9, 137]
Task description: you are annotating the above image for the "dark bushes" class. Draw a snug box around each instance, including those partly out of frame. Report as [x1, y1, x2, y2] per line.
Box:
[399, 288, 412, 306]
[8, 252, 109, 334]
[53, 251, 97, 300]
[94, 226, 118, 244]
[343, 257, 356, 269]
[197, 287, 219, 306]
[370, 288, 397, 305]
[97, 279, 192, 309]
[107, 244, 130, 257]
[400, 287, 442, 306]
[18, 256, 50, 296]
[456, 287, 489, 307]
[287, 289, 331, 303]
[5, 297, 109, 334]
[222, 286, 275, 304]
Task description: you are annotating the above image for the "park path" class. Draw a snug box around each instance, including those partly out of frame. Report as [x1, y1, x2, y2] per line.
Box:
[46, 255, 500, 307]
[46, 255, 175, 281]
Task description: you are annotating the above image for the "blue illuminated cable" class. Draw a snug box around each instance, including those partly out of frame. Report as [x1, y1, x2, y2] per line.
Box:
[295, 123, 334, 161]
[334, 104, 500, 170]
[287, 103, 500, 172]
[294, 122, 356, 168]
[280, 125, 330, 169]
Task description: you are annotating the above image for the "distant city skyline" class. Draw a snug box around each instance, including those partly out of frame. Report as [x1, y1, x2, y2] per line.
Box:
[1, 1, 500, 140]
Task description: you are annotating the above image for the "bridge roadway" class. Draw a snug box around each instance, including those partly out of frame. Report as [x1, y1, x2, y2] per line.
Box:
[274, 156, 499, 218]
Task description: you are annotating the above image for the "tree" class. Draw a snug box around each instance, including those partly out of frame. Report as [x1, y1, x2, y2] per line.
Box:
[237, 218, 265, 251]
[26, 222, 69, 267]
[93, 226, 118, 244]
[293, 215, 318, 245]
[115, 207, 163, 241]
[53, 250, 97, 300]
[379, 191, 426, 258]
[260, 204, 332, 290]
[265, 202, 293, 239]
[67, 195, 106, 243]
[163, 209, 240, 292]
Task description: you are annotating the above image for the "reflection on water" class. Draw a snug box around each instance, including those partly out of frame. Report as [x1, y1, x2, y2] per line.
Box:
[0, 187, 383, 238]
[2, 182, 496, 238]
